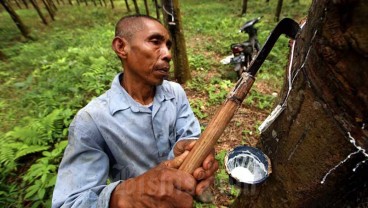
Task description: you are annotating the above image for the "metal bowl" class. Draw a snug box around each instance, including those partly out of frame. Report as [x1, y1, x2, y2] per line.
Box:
[225, 145, 271, 187]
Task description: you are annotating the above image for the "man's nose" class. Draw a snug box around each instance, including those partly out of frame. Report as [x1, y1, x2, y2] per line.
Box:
[161, 46, 172, 62]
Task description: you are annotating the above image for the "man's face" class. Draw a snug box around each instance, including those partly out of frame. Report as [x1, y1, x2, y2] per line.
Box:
[123, 19, 172, 86]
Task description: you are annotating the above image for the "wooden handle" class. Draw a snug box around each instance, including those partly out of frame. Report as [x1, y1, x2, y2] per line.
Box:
[179, 74, 255, 174]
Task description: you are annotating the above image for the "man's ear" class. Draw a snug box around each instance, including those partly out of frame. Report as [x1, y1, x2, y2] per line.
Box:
[112, 37, 128, 59]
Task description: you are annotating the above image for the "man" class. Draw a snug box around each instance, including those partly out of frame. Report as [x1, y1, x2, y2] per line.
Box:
[52, 14, 218, 208]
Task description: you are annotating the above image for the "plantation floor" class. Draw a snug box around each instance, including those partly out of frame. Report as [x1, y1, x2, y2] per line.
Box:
[184, 69, 272, 207]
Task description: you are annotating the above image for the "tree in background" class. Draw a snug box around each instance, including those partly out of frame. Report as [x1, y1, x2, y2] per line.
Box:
[161, 0, 191, 84]
[234, 0, 368, 207]
[0, 0, 31, 39]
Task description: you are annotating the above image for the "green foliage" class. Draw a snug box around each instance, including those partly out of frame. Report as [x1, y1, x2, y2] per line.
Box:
[245, 89, 276, 110]
[189, 99, 208, 119]
[207, 78, 233, 105]
[23, 141, 67, 207]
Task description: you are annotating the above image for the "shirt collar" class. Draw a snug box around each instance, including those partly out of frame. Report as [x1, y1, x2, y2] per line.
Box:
[108, 73, 175, 115]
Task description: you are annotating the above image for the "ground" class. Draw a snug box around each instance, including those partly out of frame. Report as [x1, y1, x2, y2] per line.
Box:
[182, 69, 273, 207]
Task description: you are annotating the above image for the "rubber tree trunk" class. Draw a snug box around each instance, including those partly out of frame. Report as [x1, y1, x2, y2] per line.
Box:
[109, 0, 114, 9]
[14, 0, 22, 9]
[161, 0, 191, 84]
[233, 0, 368, 207]
[0, 0, 31, 39]
[21, 0, 29, 8]
[275, 0, 283, 22]
[42, 0, 55, 21]
[153, 0, 160, 20]
[143, 0, 149, 16]
[29, 0, 48, 25]
[240, 0, 248, 16]
[132, 0, 139, 14]
[124, 0, 130, 12]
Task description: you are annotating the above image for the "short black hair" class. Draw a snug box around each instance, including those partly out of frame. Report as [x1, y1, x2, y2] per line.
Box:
[115, 15, 162, 40]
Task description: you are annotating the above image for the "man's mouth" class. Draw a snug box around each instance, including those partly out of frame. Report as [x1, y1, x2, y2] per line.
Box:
[155, 66, 170, 76]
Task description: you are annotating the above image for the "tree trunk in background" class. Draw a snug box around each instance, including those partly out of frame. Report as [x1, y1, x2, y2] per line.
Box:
[143, 0, 149, 16]
[161, 0, 191, 84]
[233, 0, 368, 207]
[275, 0, 283, 21]
[240, 0, 247, 16]
[68, 0, 72, 5]
[109, 0, 114, 9]
[42, 0, 55, 21]
[0, 0, 31, 39]
[21, 0, 29, 8]
[124, 0, 130, 12]
[14, 0, 22, 9]
[153, 0, 160, 20]
[48, 0, 57, 11]
[132, 0, 139, 14]
[30, 0, 48, 25]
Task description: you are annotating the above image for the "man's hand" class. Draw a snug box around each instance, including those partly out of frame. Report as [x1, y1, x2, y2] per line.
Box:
[110, 151, 196, 208]
[174, 139, 219, 196]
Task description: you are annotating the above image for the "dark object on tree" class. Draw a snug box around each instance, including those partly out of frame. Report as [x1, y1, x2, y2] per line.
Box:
[0, 0, 31, 39]
[29, 0, 48, 25]
[132, 0, 139, 14]
[233, 0, 368, 207]
[178, 18, 300, 174]
[240, 0, 248, 16]
[161, 0, 191, 84]
[275, 0, 283, 22]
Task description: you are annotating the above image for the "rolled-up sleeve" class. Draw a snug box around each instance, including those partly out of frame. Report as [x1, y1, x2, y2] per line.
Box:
[52, 111, 118, 208]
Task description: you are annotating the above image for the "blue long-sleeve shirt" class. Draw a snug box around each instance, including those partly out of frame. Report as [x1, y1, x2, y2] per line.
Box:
[52, 73, 201, 208]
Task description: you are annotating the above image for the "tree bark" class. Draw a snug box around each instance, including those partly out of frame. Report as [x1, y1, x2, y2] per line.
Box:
[21, 0, 29, 8]
[275, 0, 283, 22]
[124, 0, 130, 12]
[143, 0, 149, 16]
[14, 0, 22, 9]
[233, 0, 368, 207]
[0, 0, 31, 39]
[240, 0, 248, 16]
[29, 0, 48, 25]
[132, 0, 139, 14]
[161, 0, 191, 83]
[42, 0, 55, 21]
[109, 0, 114, 9]
[153, 0, 160, 20]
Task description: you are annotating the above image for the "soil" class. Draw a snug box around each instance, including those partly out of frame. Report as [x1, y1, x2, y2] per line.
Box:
[182, 69, 272, 207]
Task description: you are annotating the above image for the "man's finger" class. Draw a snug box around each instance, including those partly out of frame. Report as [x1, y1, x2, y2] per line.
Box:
[196, 176, 214, 196]
[174, 139, 197, 156]
[164, 150, 189, 169]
